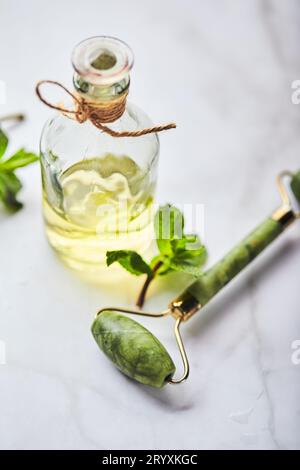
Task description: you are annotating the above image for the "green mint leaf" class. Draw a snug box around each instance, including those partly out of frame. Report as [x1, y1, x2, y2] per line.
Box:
[291, 170, 300, 204]
[173, 244, 207, 265]
[154, 206, 207, 275]
[170, 234, 198, 254]
[172, 234, 207, 255]
[106, 250, 152, 276]
[154, 204, 184, 255]
[169, 261, 204, 277]
[0, 171, 23, 212]
[156, 237, 172, 257]
[168, 234, 207, 276]
[105, 205, 208, 307]
[0, 148, 39, 171]
[0, 128, 8, 159]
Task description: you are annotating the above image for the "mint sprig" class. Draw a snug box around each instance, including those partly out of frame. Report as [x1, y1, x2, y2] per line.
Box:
[0, 127, 39, 212]
[106, 204, 207, 308]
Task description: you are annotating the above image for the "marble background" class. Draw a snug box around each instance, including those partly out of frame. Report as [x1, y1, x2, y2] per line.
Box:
[0, 0, 299, 450]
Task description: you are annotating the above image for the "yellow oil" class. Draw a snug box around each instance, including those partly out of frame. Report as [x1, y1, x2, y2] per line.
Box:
[42, 154, 154, 279]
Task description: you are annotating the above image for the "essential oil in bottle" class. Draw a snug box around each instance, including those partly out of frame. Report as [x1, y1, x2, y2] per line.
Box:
[40, 37, 159, 278]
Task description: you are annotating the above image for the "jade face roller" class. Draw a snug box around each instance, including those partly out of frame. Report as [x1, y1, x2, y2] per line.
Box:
[91, 170, 300, 388]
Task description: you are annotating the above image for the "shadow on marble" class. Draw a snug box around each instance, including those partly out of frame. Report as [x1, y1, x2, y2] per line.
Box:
[185, 237, 300, 339]
[123, 374, 195, 411]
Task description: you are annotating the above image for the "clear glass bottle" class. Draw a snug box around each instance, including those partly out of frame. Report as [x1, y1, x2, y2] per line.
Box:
[40, 37, 159, 279]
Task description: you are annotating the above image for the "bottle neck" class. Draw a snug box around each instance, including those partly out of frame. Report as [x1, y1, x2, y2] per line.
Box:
[73, 73, 130, 103]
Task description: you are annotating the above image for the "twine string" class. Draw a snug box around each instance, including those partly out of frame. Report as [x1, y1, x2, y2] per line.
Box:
[35, 80, 176, 138]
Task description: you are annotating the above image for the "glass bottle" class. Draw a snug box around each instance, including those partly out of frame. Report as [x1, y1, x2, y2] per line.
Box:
[40, 37, 159, 279]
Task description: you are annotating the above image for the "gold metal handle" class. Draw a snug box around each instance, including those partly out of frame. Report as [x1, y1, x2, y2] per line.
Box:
[272, 171, 300, 225]
[168, 317, 190, 384]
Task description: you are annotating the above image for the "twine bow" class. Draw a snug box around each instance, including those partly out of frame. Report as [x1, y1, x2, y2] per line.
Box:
[35, 80, 176, 138]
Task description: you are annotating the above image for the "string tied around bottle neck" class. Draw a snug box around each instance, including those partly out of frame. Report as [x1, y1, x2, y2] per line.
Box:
[35, 80, 176, 138]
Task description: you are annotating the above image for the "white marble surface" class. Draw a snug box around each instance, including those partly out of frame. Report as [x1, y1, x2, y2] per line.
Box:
[0, 0, 300, 450]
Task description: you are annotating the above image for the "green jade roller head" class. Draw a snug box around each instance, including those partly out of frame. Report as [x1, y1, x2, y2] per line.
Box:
[91, 170, 300, 388]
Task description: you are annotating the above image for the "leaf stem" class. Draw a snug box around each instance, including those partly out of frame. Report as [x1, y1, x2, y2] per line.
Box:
[136, 261, 163, 309]
[0, 113, 25, 123]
